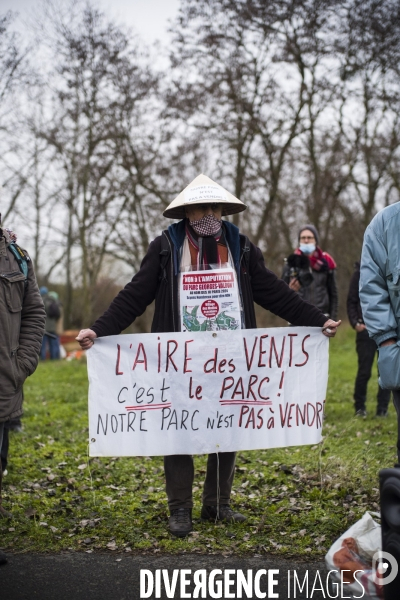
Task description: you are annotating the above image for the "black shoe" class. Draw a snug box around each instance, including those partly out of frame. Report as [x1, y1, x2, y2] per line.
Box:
[201, 504, 246, 523]
[0, 550, 7, 565]
[0, 505, 12, 519]
[9, 424, 22, 433]
[8, 418, 22, 432]
[355, 409, 367, 417]
[376, 409, 388, 417]
[169, 508, 192, 537]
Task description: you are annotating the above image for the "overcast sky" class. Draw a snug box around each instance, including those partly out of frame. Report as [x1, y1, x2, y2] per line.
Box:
[1, 0, 181, 43]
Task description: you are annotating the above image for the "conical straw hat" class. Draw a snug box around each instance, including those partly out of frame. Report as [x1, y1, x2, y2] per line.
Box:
[163, 174, 247, 219]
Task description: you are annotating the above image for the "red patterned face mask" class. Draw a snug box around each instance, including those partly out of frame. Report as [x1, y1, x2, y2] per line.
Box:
[190, 214, 221, 236]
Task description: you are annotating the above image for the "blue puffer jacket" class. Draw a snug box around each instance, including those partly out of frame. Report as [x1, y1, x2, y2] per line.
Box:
[360, 201, 400, 389]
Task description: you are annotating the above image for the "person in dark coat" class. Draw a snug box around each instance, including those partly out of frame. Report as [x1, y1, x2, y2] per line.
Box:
[347, 261, 391, 417]
[282, 224, 338, 320]
[77, 174, 341, 538]
[0, 222, 45, 565]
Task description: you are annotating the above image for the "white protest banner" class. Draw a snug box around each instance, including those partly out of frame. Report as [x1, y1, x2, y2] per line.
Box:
[87, 327, 329, 457]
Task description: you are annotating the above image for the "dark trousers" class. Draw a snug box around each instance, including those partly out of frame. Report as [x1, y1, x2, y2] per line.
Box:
[0, 423, 4, 468]
[0, 422, 8, 472]
[164, 452, 236, 510]
[392, 391, 400, 464]
[40, 333, 60, 360]
[354, 330, 391, 412]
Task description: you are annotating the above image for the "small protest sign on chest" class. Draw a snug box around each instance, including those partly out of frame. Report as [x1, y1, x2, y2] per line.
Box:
[180, 267, 241, 332]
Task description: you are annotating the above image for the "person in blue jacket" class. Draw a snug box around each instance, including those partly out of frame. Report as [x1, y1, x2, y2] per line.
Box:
[360, 201, 400, 463]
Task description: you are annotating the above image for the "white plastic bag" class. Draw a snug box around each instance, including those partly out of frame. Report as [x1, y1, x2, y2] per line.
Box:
[325, 512, 383, 599]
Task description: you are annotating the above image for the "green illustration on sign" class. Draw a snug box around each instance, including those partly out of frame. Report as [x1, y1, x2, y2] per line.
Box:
[182, 306, 239, 332]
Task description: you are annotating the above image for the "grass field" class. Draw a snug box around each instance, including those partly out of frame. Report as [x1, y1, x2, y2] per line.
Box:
[1, 325, 396, 558]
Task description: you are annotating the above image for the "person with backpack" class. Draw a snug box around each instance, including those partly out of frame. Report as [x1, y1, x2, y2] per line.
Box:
[40, 289, 62, 360]
[76, 174, 340, 538]
[0, 221, 45, 564]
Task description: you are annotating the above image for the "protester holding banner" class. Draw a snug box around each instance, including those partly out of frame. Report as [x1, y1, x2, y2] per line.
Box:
[282, 224, 338, 320]
[77, 174, 340, 537]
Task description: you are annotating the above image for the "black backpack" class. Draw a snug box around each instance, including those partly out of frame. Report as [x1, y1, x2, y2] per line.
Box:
[46, 298, 61, 320]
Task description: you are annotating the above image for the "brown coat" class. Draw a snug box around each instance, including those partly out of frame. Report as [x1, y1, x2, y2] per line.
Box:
[0, 230, 46, 422]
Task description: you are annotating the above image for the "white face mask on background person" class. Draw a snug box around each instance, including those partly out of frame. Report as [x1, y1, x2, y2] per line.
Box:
[299, 243, 316, 255]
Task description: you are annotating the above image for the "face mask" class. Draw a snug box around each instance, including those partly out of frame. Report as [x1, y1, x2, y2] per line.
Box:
[190, 214, 221, 236]
[299, 243, 316, 255]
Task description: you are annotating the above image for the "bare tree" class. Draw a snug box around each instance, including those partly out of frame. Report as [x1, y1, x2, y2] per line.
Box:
[106, 53, 178, 271]
[36, 1, 162, 325]
[0, 12, 31, 221]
